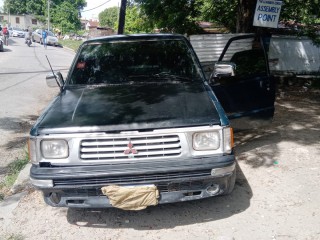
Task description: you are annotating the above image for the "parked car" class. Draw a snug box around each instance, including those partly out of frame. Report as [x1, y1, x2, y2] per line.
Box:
[32, 29, 58, 46]
[0, 37, 3, 52]
[11, 27, 25, 38]
[29, 34, 275, 209]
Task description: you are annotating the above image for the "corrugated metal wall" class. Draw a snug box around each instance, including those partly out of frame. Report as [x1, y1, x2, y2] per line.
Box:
[190, 34, 252, 62]
[190, 34, 320, 76]
[190, 34, 253, 79]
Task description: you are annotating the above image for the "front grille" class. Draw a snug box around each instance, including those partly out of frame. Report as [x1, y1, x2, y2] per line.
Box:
[57, 179, 214, 195]
[53, 169, 212, 188]
[80, 135, 181, 160]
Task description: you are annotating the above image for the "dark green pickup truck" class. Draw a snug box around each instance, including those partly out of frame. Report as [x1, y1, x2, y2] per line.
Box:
[29, 34, 274, 209]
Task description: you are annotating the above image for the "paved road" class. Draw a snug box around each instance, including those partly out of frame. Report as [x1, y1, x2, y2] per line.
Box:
[0, 37, 75, 172]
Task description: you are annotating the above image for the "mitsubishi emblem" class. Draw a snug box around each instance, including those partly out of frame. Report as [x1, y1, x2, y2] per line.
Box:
[124, 140, 138, 155]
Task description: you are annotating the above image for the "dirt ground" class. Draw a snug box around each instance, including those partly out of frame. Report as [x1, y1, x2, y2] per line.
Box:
[1, 87, 320, 240]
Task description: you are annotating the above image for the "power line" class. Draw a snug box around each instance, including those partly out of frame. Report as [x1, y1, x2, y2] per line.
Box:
[81, 0, 113, 13]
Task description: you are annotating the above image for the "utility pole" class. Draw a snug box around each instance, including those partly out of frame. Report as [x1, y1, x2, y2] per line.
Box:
[47, 0, 50, 31]
[117, 0, 127, 34]
[8, 0, 11, 26]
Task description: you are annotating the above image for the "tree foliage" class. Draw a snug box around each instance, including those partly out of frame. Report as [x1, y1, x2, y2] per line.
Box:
[3, 0, 86, 32]
[51, 1, 82, 33]
[280, 0, 320, 44]
[124, 5, 153, 33]
[132, 0, 320, 40]
[3, 0, 28, 15]
[200, 0, 238, 32]
[134, 0, 203, 35]
[99, 6, 119, 28]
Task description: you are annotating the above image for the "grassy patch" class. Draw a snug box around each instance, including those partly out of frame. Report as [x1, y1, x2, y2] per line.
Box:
[5, 234, 25, 240]
[0, 153, 29, 200]
[59, 39, 83, 52]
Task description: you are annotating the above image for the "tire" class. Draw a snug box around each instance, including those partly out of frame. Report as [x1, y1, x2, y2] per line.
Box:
[0, 43, 3, 52]
[40, 38, 43, 45]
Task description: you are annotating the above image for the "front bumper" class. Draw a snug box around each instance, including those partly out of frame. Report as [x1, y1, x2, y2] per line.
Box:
[30, 156, 235, 208]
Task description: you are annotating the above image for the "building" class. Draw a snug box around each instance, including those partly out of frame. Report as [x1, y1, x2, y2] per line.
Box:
[85, 19, 99, 31]
[0, 13, 43, 30]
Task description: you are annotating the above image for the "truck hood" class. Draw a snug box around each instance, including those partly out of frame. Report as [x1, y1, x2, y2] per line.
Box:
[32, 83, 222, 134]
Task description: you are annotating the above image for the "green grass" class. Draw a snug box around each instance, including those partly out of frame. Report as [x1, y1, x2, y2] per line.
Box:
[59, 39, 83, 52]
[0, 153, 29, 200]
[5, 234, 25, 240]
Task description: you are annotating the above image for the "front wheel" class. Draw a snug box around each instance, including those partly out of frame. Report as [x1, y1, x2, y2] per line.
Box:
[40, 38, 43, 45]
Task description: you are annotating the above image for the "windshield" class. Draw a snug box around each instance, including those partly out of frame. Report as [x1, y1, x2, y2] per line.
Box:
[68, 39, 203, 85]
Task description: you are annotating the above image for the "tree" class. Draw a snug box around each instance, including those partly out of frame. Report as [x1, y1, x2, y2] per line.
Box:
[3, 0, 86, 32]
[124, 5, 153, 33]
[280, 0, 320, 44]
[99, 6, 119, 29]
[51, 1, 81, 33]
[27, 0, 45, 15]
[236, 0, 256, 33]
[133, 0, 320, 44]
[135, 0, 203, 35]
[200, 0, 238, 32]
[3, 0, 28, 15]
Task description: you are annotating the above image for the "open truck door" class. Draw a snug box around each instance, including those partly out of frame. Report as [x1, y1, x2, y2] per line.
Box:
[209, 34, 276, 129]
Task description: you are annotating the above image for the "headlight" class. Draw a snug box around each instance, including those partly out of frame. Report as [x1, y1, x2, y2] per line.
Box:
[193, 131, 220, 151]
[41, 140, 69, 159]
[223, 127, 234, 154]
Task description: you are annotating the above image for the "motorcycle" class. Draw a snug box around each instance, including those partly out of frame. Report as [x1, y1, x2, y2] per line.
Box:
[25, 37, 32, 47]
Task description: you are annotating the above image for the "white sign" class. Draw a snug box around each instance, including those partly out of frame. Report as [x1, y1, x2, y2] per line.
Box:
[253, 0, 283, 28]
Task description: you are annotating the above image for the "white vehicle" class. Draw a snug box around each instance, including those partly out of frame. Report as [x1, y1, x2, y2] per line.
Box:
[32, 29, 59, 46]
[12, 27, 25, 38]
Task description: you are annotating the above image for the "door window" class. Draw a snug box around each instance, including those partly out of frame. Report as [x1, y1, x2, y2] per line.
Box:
[222, 38, 267, 77]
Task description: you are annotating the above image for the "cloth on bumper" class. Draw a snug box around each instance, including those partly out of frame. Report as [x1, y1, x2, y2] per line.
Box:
[101, 185, 159, 210]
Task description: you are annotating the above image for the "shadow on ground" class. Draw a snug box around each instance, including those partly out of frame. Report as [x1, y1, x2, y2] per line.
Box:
[234, 89, 320, 168]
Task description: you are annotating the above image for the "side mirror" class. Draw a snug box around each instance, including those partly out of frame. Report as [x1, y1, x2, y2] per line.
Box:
[46, 71, 64, 90]
[211, 62, 236, 79]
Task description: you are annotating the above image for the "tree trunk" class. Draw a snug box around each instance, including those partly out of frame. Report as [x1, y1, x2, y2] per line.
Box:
[236, 0, 257, 33]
